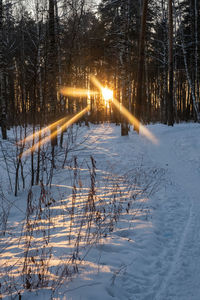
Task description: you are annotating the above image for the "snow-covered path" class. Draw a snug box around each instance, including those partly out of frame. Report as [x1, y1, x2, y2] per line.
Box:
[63, 123, 200, 300]
[146, 125, 200, 300]
[1, 123, 200, 300]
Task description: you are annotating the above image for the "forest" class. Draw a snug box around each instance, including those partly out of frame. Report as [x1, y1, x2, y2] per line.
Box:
[0, 0, 200, 299]
[0, 0, 199, 137]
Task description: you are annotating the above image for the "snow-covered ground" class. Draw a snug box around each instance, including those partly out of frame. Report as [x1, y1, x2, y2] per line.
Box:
[0, 122, 200, 299]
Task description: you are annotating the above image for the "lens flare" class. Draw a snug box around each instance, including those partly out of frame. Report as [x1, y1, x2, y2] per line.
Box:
[60, 87, 97, 98]
[21, 106, 89, 157]
[20, 76, 158, 158]
[17, 116, 70, 146]
[90, 75, 159, 145]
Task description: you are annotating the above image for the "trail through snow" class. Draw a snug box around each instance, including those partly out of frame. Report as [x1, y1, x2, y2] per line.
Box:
[1, 123, 200, 300]
[64, 123, 200, 300]
[147, 125, 200, 300]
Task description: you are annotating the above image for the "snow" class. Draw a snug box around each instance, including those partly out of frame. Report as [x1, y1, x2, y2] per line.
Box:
[0, 122, 200, 299]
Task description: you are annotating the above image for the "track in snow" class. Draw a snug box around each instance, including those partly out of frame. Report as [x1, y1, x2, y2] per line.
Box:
[145, 124, 200, 300]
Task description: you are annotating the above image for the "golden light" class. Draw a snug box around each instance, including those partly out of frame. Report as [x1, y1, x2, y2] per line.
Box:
[60, 87, 97, 98]
[20, 75, 158, 158]
[101, 87, 113, 101]
[17, 116, 70, 146]
[90, 75, 159, 145]
[21, 106, 89, 157]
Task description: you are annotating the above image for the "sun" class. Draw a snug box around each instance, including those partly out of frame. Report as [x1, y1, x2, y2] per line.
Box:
[101, 87, 113, 101]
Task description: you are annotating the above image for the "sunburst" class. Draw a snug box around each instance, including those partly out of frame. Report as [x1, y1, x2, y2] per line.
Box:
[20, 76, 158, 157]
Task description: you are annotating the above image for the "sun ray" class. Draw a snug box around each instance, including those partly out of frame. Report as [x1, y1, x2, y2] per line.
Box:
[90, 75, 102, 91]
[21, 106, 90, 157]
[20, 75, 158, 157]
[90, 75, 159, 145]
[18, 116, 71, 146]
[112, 97, 158, 144]
[19, 86, 94, 149]
[60, 87, 97, 98]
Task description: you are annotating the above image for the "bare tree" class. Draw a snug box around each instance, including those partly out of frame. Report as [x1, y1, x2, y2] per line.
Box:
[175, 0, 200, 122]
[194, 0, 199, 108]
[48, 0, 58, 147]
[0, 0, 7, 139]
[168, 0, 174, 126]
[135, 0, 149, 132]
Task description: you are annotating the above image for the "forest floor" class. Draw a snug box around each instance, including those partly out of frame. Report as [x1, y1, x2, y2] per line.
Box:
[0, 122, 200, 299]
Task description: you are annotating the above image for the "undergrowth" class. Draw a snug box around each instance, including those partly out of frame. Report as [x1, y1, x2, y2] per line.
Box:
[0, 155, 164, 299]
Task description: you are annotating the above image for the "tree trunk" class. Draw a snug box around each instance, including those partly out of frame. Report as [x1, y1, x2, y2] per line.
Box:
[48, 0, 57, 147]
[194, 0, 199, 108]
[0, 0, 7, 139]
[167, 0, 174, 126]
[135, 0, 148, 132]
[176, 0, 200, 121]
[35, 0, 43, 184]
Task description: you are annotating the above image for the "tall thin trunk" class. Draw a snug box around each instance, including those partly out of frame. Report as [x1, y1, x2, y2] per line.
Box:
[168, 0, 174, 126]
[36, 0, 43, 185]
[121, 1, 129, 136]
[176, 0, 200, 121]
[54, 0, 64, 148]
[194, 0, 199, 107]
[0, 0, 7, 139]
[55, 0, 63, 113]
[135, 0, 148, 132]
[48, 0, 57, 147]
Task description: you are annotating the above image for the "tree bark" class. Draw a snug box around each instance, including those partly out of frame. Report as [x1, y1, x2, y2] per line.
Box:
[48, 0, 57, 147]
[167, 0, 174, 126]
[0, 0, 7, 139]
[135, 0, 148, 132]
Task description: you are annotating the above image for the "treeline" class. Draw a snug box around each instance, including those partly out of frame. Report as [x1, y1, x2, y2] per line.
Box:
[0, 0, 199, 139]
